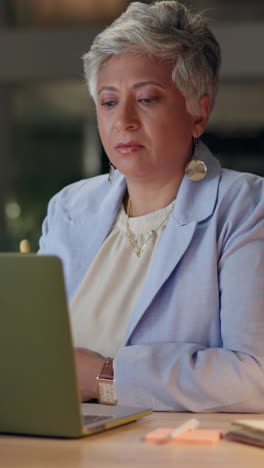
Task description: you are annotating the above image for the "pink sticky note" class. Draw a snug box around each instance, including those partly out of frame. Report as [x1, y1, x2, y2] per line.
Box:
[170, 429, 223, 445]
[145, 427, 172, 443]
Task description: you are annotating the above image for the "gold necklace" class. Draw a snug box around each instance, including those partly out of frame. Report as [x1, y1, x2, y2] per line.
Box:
[126, 198, 174, 257]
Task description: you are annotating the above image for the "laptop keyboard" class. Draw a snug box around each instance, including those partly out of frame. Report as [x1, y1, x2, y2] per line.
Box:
[83, 414, 112, 426]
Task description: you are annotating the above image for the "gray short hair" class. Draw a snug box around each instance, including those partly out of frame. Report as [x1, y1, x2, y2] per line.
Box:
[83, 0, 221, 116]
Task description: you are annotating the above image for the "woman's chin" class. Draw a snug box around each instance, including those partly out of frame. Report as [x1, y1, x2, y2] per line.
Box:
[114, 165, 149, 179]
[111, 159, 148, 178]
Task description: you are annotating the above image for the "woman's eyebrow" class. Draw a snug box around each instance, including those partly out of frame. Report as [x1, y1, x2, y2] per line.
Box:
[133, 81, 165, 89]
[97, 81, 165, 96]
[97, 86, 117, 95]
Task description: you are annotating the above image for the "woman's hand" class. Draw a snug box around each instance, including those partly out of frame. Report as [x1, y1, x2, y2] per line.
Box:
[74, 347, 106, 402]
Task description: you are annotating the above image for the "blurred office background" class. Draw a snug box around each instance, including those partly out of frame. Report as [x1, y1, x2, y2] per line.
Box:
[0, 0, 263, 252]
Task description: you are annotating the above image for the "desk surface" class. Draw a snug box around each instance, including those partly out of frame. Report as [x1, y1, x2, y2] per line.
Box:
[1, 412, 263, 468]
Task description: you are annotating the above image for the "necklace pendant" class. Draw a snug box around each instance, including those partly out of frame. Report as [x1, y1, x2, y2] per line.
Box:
[135, 249, 142, 257]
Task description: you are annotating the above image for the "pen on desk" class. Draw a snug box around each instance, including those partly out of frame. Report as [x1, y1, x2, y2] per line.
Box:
[169, 418, 200, 439]
[156, 418, 200, 444]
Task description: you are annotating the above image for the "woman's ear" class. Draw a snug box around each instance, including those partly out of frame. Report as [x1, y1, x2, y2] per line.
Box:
[192, 95, 211, 138]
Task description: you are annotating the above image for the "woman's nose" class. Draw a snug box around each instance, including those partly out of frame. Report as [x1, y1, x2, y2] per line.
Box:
[114, 104, 140, 131]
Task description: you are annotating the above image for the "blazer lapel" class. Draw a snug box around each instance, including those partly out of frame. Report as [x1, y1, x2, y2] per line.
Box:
[124, 216, 196, 341]
[124, 143, 222, 342]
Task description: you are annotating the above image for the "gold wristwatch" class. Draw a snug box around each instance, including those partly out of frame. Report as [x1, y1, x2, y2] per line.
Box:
[96, 358, 117, 405]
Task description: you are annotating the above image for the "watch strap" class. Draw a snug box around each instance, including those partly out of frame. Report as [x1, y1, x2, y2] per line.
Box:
[98, 357, 114, 381]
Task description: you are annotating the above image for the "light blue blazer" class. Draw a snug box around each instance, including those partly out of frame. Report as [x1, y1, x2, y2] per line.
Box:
[39, 143, 264, 412]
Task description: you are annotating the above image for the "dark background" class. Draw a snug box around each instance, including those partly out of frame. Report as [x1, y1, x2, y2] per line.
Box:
[0, 0, 263, 252]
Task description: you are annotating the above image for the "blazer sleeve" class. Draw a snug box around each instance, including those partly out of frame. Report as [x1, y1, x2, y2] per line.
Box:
[114, 177, 264, 412]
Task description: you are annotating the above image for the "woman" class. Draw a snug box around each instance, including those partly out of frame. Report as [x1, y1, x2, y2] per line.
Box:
[39, 1, 264, 412]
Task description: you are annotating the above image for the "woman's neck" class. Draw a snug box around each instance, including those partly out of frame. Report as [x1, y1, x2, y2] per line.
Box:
[125, 175, 183, 217]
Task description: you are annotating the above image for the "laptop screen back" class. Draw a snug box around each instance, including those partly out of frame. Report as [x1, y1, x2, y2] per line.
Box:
[0, 254, 83, 438]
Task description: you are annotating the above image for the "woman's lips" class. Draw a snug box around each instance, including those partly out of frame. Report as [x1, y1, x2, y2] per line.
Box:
[115, 142, 144, 154]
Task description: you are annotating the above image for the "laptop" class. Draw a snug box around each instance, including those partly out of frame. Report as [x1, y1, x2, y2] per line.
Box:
[0, 253, 152, 438]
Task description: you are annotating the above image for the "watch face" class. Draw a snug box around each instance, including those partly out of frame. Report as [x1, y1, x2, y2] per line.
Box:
[98, 380, 117, 405]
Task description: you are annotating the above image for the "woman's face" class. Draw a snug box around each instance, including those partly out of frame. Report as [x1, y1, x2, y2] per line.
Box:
[96, 54, 209, 183]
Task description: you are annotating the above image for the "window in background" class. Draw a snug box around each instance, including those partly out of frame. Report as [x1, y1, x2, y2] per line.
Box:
[2, 80, 103, 253]
[204, 80, 264, 176]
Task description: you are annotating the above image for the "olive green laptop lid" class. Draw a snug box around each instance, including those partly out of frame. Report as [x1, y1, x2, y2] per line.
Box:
[0, 254, 83, 437]
[0, 254, 152, 438]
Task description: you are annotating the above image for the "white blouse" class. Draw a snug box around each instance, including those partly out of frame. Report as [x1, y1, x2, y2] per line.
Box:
[69, 200, 174, 358]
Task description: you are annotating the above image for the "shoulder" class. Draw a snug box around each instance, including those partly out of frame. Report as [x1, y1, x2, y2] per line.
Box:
[46, 171, 125, 221]
[215, 169, 264, 240]
[219, 167, 264, 192]
[55, 174, 108, 217]
[218, 168, 264, 212]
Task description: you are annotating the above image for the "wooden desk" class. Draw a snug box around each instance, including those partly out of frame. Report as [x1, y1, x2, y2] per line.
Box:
[0, 413, 263, 468]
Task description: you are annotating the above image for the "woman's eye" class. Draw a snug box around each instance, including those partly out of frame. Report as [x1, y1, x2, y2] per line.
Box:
[101, 100, 117, 108]
[138, 97, 159, 104]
